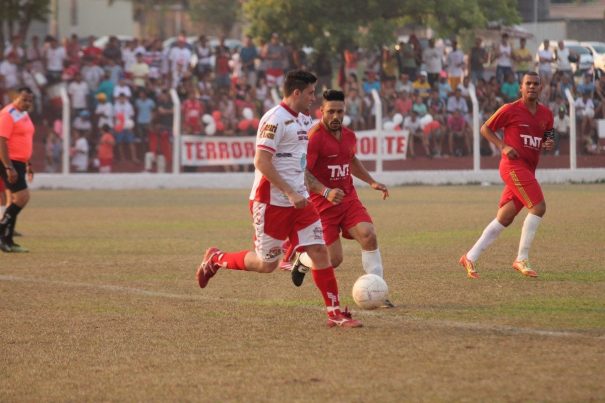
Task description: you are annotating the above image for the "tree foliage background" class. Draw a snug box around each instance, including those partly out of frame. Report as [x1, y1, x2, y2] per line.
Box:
[0, 0, 50, 50]
[243, 0, 520, 52]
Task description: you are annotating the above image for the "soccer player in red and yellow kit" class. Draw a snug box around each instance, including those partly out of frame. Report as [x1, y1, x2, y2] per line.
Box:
[290, 90, 393, 307]
[196, 71, 361, 328]
[0, 87, 36, 253]
[459, 72, 554, 278]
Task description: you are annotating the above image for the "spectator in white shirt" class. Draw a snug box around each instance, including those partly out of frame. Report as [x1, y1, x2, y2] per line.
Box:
[495, 33, 513, 84]
[68, 73, 90, 114]
[422, 38, 443, 87]
[574, 91, 595, 151]
[71, 129, 89, 172]
[168, 39, 192, 88]
[4, 35, 24, 61]
[446, 40, 465, 91]
[113, 78, 132, 100]
[447, 88, 469, 117]
[537, 39, 555, 85]
[94, 93, 113, 130]
[552, 106, 570, 156]
[403, 110, 431, 158]
[0, 53, 20, 90]
[128, 52, 149, 89]
[81, 57, 105, 93]
[113, 93, 138, 163]
[45, 37, 66, 84]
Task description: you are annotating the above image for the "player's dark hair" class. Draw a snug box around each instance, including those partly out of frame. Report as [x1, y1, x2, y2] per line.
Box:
[322, 89, 345, 102]
[17, 87, 33, 95]
[523, 71, 541, 84]
[283, 70, 317, 96]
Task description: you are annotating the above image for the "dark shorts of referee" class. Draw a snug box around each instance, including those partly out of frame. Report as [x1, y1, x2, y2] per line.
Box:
[0, 160, 28, 192]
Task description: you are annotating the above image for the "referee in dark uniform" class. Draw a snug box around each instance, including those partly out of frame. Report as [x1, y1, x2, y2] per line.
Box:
[0, 87, 35, 253]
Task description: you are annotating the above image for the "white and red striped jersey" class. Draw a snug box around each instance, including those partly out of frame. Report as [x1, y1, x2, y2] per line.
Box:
[249, 102, 310, 207]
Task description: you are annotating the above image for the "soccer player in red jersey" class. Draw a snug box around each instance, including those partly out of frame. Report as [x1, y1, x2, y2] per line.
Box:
[196, 71, 362, 328]
[0, 87, 36, 253]
[459, 72, 554, 278]
[290, 89, 393, 307]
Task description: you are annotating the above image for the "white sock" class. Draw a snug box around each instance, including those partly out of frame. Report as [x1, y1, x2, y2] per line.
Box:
[516, 214, 542, 261]
[361, 248, 383, 278]
[466, 219, 506, 262]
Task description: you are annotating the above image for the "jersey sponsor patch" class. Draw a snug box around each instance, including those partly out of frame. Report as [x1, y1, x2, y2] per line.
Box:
[8, 108, 27, 123]
[284, 119, 294, 126]
[259, 123, 277, 139]
[264, 246, 282, 261]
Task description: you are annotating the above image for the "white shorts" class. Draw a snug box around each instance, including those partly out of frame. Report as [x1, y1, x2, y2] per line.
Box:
[250, 201, 324, 262]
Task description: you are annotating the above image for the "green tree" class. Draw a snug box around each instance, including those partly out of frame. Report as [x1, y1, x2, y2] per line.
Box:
[243, 0, 520, 52]
[0, 0, 50, 50]
[189, 0, 241, 36]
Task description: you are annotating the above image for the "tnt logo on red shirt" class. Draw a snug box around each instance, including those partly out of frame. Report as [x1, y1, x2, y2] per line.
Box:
[328, 164, 350, 179]
[520, 134, 543, 150]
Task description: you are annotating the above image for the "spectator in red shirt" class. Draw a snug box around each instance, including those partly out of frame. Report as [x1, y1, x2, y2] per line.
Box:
[182, 91, 204, 134]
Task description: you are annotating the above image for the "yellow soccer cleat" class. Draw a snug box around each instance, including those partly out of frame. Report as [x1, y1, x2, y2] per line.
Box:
[512, 259, 538, 277]
[459, 255, 480, 279]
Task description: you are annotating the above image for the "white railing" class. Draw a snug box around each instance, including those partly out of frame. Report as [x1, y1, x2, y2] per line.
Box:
[48, 84, 604, 185]
[170, 88, 181, 174]
[59, 84, 70, 174]
[371, 89, 383, 173]
[564, 88, 577, 170]
[469, 83, 480, 171]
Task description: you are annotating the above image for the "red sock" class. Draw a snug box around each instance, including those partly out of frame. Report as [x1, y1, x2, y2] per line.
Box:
[282, 240, 295, 262]
[216, 250, 249, 270]
[311, 267, 340, 315]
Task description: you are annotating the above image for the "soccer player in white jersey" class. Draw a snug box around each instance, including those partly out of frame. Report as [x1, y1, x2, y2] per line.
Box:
[196, 70, 362, 328]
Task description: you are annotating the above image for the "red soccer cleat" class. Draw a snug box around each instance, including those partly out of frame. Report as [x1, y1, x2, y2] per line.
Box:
[459, 254, 480, 279]
[512, 259, 538, 278]
[327, 307, 363, 328]
[196, 247, 222, 288]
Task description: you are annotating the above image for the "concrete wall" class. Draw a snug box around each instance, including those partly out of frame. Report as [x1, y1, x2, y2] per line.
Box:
[57, 0, 134, 39]
[30, 169, 605, 190]
[567, 20, 605, 42]
[520, 21, 567, 54]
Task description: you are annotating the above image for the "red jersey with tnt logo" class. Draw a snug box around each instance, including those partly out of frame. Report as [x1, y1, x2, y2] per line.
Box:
[307, 122, 359, 213]
[0, 103, 35, 162]
[486, 99, 553, 171]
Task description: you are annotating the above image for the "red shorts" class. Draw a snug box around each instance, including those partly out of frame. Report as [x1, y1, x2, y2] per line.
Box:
[249, 200, 324, 262]
[499, 164, 544, 212]
[319, 197, 372, 245]
[422, 120, 441, 136]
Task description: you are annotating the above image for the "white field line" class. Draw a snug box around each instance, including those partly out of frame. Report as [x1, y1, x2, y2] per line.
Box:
[1, 274, 603, 340]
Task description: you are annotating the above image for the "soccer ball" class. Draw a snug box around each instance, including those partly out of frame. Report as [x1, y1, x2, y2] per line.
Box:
[298, 252, 313, 268]
[352, 274, 388, 310]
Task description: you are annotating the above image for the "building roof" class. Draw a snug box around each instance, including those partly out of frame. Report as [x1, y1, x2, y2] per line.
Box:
[549, 0, 605, 21]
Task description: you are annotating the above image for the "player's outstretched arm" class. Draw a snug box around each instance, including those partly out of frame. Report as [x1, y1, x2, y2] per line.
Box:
[304, 169, 344, 204]
[350, 156, 389, 200]
[255, 149, 307, 208]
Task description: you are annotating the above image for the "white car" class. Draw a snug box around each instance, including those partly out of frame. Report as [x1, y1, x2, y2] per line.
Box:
[581, 41, 605, 71]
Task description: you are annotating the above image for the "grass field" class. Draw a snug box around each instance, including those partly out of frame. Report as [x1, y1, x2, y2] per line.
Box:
[1, 185, 604, 402]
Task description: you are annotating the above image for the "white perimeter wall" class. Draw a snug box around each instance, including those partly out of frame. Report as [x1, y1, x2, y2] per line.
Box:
[57, 0, 134, 38]
[30, 169, 605, 190]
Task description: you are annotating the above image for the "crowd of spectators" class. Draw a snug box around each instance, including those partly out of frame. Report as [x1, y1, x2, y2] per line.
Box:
[0, 31, 604, 172]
